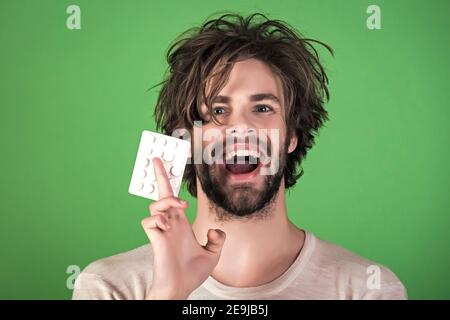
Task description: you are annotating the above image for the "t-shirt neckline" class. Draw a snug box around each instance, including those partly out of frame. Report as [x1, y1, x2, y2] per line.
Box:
[201, 230, 316, 299]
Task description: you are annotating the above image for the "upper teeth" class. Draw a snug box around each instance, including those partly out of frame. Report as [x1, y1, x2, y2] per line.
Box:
[225, 149, 260, 161]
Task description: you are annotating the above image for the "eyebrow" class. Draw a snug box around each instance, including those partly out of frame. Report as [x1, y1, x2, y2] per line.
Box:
[212, 93, 280, 104]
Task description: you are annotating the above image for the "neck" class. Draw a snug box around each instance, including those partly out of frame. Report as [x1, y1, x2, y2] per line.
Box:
[192, 181, 305, 287]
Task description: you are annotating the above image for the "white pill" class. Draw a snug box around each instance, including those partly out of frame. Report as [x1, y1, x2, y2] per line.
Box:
[170, 166, 183, 177]
[166, 140, 177, 150]
[162, 150, 175, 162]
[146, 133, 156, 143]
[135, 182, 144, 191]
[143, 183, 155, 194]
[156, 136, 166, 146]
[151, 147, 163, 158]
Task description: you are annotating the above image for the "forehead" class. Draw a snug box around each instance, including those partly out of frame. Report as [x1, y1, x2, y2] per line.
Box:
[210, 58, 284, 104]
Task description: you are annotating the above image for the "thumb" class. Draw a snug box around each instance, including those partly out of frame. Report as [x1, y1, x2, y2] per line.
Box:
[204, 229, 226, 255]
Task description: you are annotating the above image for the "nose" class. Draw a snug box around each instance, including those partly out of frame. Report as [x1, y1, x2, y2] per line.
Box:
[226, 110, 257, 136]
[219, 102, 258, 142]
[225, 124, 258, 148]
[228, 125, 256, 136]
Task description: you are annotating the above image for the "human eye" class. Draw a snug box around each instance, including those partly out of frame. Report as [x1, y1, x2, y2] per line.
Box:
[212, 106, 227, 115]
[253, 104, 273, 113]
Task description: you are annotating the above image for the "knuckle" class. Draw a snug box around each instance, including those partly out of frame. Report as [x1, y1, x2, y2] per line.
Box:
[167, 196, 180, 204]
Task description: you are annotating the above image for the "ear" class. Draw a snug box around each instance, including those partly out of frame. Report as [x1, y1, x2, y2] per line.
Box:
[287, 132, 298, 154]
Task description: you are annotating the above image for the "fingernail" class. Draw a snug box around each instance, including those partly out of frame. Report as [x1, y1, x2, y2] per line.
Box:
[179, 200, 188, 205]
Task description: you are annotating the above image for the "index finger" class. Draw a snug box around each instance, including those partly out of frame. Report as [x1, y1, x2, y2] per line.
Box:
[152, 157, 174, 199]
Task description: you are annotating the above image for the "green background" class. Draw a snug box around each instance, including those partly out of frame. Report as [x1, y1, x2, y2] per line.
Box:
[1, 0, 449, 299]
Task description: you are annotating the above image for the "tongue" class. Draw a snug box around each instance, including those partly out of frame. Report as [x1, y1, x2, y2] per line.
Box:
[225, 163, 257, 174]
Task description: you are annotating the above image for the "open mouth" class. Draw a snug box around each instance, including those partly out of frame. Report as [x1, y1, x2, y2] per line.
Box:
[219, 147, 266, 181]
[225, 155, 260, 174]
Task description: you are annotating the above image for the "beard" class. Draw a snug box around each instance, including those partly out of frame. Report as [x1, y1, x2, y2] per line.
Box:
[195, 140, 288, 222]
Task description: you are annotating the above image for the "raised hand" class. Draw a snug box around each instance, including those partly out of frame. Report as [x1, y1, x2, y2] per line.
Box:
[141, 157, 226, 299]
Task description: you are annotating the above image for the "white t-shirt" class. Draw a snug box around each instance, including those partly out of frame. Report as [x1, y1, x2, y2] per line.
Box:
[72, 231, 407, 300]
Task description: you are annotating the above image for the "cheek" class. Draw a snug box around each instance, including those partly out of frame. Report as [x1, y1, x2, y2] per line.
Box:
[201, 124, 222, 143]
[264, 121, 289, 152]
[253, 117, 284, 134]
[255, 114, 284, 129]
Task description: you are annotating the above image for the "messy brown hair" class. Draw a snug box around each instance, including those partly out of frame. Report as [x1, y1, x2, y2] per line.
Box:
[153, 13, 333, 197]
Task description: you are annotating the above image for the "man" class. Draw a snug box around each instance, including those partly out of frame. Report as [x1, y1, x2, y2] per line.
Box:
[73, 13, 407, 300]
